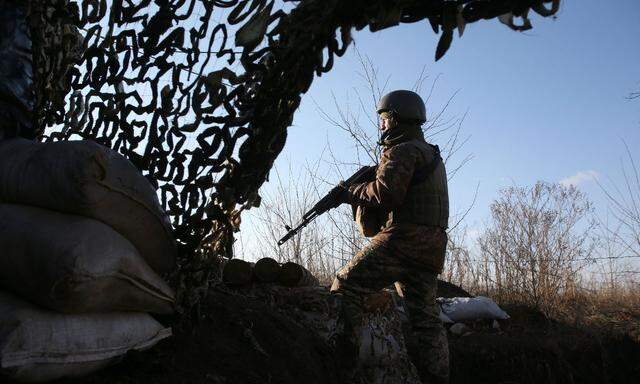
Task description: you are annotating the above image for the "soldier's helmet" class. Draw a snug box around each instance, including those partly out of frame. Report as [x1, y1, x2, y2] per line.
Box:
[376, 90, 426, 124]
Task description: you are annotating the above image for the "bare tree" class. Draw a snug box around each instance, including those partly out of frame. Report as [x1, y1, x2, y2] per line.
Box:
[315, 50, 472, 179]
[442, 225, 483, 292]
[594, 219, 628, 295]
[477, 182, 597, 315]
[598, 142, 640, 258]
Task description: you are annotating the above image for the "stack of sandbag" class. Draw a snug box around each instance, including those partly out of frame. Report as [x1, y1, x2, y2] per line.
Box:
[0, 138, 176, 272]
[0, 292, 172, 383]
[222, 257, 319, 288]
[0, 138, 177, 382]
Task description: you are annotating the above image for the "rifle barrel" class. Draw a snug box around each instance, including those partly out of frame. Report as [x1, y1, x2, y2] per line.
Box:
[277, 165, 376, 246]
[277, 211, 318, 246]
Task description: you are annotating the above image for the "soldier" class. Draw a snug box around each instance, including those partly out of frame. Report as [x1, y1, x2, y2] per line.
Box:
[0, 0, 82, 142]
[331, 90, 450, 384]
[0, 0, 35, 141]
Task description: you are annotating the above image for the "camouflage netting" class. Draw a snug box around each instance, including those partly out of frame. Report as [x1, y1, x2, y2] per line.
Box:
[27, 0, 560, 306]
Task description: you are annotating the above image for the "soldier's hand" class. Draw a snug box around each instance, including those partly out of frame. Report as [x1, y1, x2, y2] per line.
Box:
[312, 182, 351, 213]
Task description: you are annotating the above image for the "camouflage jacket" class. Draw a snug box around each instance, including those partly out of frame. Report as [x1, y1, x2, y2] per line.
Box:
[347, 124, 449, 272]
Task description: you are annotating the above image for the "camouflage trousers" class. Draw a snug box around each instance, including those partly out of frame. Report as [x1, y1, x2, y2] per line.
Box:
[330, 241, 449, 384]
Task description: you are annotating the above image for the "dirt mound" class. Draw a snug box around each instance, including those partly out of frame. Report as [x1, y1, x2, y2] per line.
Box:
[61, 287, 338, 384]
[449, 314, 640, 384]
[11, 284, 637, 384]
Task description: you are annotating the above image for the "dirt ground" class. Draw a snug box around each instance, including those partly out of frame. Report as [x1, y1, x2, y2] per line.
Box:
[449, 304, 640, 384]
[7, 283, 638, 384]
[65, 289, 338, 384]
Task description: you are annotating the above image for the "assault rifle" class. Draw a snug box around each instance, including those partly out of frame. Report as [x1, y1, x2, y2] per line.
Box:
[277, 165, 376, 246]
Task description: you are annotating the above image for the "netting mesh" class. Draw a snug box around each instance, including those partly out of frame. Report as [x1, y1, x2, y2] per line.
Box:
[30, 0, 559, 303]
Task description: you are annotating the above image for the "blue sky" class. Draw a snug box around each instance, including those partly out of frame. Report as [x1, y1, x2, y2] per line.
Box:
[261, 0, 640, 234]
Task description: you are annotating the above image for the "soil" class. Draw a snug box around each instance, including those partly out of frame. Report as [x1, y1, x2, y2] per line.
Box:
[5, 282, 638, 384]
[449, 304, 640, 384]
[66, 288, 339, 384]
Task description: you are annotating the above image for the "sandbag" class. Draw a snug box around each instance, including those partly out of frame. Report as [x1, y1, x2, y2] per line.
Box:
[0, 138, 175, 273]
[439, 296, 510, 322]
[0, 204, 175, 314]
[439, 308, 454, 323]
[253, 257, 281, 283]
[277, 262, 319, 287]
[222, 259, 254, 286]
[0, 291, 172, 383]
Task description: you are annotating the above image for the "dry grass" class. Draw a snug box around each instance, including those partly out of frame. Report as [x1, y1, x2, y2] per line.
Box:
[565, 281, 640, 341]
[239, 174, 639, 336]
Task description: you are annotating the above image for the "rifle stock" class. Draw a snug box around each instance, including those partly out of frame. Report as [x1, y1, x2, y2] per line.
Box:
[277, 165, 376, 246]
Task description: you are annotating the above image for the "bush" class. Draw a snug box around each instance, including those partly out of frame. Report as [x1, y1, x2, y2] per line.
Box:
[477, 182, 596, 316]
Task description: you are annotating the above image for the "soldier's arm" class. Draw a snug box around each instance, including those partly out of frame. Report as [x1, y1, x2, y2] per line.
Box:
[347, 144, 416, 209]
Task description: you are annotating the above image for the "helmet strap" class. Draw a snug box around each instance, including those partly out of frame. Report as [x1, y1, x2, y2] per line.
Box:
[377, 122, 424, 148]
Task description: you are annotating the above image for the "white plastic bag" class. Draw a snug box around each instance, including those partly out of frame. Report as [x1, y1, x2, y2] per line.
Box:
[439, 296, 510, 322]
[0, 291, 172, 383]
[439, 308, 454, 323]
[0, 138, 175, 273]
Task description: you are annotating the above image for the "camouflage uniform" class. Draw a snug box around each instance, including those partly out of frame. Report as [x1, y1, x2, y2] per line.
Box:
[331, 123, 450, 384]
[0, 0, 34, 140]
[0, 0, 82, 141]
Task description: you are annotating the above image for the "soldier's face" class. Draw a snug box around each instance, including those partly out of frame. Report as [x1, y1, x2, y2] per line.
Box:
[379, 112, 396, 132]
